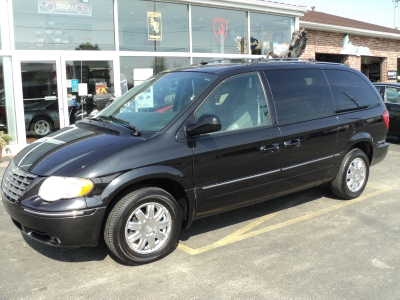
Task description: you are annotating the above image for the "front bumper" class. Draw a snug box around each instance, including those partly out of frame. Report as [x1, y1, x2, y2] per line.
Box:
[2, 194, 107, 247]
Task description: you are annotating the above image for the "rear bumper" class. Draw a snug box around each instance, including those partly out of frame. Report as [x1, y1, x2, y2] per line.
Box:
[2, 194, 106, 247]
[371, 140, 389, 167]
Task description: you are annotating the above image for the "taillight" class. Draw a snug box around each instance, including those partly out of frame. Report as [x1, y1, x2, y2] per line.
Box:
[383, 110, 389, 130]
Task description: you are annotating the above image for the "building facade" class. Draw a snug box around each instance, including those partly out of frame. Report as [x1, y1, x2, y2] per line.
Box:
[300, 9, 400, 83]
[0, 0, 306, 152]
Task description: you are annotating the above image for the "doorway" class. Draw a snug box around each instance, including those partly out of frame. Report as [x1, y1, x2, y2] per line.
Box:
[361, 56, 381, 82]
[64, 60, 114, 125]
[20, 61, 60, 143]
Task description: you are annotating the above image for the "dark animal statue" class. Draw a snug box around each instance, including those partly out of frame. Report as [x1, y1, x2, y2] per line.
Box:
[267, 28, 307, 58]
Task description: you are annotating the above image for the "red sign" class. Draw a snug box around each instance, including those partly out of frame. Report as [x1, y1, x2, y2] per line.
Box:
[213, 18, 228, 44]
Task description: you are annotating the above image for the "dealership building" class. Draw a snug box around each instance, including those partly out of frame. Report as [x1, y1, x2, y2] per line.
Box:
[0, 0, 399, 153]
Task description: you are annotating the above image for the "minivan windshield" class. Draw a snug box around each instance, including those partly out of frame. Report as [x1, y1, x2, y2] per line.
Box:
[97, 71, 216, 132]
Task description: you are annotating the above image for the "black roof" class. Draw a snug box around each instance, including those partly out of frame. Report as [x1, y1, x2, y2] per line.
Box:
[171, 59, 350, 75]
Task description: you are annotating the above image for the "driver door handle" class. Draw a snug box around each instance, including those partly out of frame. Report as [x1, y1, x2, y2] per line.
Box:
[284, 139, 301, 149]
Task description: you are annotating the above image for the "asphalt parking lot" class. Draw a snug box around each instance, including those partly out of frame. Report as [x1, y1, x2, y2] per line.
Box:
[1, 139, 400, 299]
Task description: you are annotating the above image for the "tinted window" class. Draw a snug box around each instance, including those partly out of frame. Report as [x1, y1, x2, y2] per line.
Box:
[195, 72, 269, 131]
[264, 69, 335, 125]
[323, 70, 381, 112]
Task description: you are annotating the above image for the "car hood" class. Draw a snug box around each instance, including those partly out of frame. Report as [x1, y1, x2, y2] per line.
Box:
[13, 124, 144, 177]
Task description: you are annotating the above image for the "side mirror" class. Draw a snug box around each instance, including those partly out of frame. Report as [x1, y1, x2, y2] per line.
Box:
[185, 114, 222, 137]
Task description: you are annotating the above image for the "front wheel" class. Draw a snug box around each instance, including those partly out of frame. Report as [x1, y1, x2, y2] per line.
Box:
[330, 149, 369, 199]
[104, 187, 181, 265]
[29, 117, 52, 137]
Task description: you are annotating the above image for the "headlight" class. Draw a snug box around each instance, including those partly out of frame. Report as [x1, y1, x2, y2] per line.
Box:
[38, 176, 94, 202]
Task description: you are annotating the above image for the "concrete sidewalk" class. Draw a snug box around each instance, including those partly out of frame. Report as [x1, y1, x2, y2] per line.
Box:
[0, 155, 13, 177]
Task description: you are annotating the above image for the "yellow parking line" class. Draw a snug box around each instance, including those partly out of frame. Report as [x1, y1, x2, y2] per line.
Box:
[177, 188, 389, 255]
[388, 151, 400, 155]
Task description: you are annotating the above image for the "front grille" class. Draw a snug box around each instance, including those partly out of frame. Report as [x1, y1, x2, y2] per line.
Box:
[2, 162, 37, 203]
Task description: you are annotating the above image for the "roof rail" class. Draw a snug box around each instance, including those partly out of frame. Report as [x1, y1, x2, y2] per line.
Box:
[197, 57, 345, 66]
[257, 57, 317, 63]
[198, 58, 253, 65]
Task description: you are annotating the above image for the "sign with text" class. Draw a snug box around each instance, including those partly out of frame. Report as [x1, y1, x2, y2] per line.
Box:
[38, 0, 92, 16]
[388, 70, 397, 80]
[71, 79, 79, 92]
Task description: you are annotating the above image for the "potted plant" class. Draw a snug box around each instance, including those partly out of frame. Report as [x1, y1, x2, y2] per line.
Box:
[0, 131, 12, 162]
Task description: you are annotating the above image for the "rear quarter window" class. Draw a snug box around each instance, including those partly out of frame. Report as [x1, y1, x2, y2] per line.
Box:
[264, 69, 335, 125]
[323, 69, 381, 112]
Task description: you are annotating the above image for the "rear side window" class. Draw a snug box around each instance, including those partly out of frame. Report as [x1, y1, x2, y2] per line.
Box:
[323, 69, 381, 112]
[264, 69, 335, 125]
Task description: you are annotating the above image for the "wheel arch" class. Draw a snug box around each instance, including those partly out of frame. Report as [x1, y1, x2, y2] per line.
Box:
[100, 166, 196, 230]
[346, 132, 374, 164]
[30, 114, 54, 127]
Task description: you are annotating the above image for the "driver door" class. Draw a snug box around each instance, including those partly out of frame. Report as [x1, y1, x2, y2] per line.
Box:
[192, 72, 282, 217]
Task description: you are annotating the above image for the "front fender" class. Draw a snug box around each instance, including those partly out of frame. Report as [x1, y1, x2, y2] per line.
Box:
[99, 165, 194, 206]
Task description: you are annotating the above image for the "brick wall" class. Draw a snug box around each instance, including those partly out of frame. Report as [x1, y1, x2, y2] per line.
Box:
[300, 29, 400, 82]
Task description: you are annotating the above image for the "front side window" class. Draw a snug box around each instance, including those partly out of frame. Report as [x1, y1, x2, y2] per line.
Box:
[99, 72, 216, 132]
[13, 0, 114, 50]
[323, 70, 381, 112]
[118, 0, 189, 52]
[265, 69, 335, 125]
[192, 6, 247, 54]
[195, 72, 269, 131]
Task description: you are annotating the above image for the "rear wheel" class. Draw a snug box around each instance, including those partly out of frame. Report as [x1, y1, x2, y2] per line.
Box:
[330, 149, 369, 199]
[104, 187, 181, 265]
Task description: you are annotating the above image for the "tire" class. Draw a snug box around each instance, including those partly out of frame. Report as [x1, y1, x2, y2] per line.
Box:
[30, 117, 53, 137]
[330, 149, 369, 200]
[104, 187, 181, 265]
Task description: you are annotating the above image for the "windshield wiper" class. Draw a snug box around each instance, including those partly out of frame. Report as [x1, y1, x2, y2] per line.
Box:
[107, 115, 141, 136]
[89, 116, 110, 124]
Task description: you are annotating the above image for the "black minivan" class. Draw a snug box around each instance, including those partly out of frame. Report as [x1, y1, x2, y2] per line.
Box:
[2, 60, 389, 265]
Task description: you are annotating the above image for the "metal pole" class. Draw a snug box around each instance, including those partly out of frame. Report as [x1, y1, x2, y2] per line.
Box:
[395, 0, 399, 30]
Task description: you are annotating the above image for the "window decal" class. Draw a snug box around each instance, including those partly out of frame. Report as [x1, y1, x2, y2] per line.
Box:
[213, 18, 228, 44]
[147, 12, 162, 41]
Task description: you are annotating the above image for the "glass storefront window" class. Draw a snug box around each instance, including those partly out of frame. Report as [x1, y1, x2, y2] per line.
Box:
[192, 6, 247, 54]
[13, 0, 114, 50]
[250, 13, 294, 56]
[21, 61, 59, 141]
[0, 57, 17, 143]
[120, 57, 189, 89]
[118, 0, 189, 52]
[65, 60, 114, 124]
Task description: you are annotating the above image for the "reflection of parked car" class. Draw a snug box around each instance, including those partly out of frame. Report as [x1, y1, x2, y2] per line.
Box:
[373, 83, 400, 138]
[24, 100, 60, 137]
